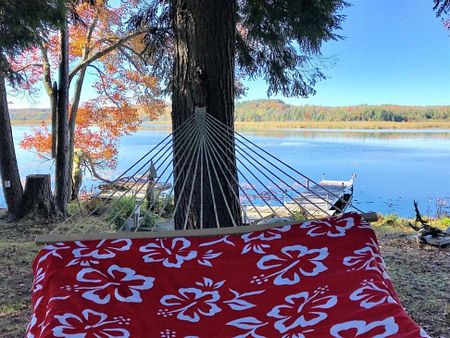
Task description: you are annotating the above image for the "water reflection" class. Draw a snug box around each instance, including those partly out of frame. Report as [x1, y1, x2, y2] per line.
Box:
[1, 125, 449, 218]
[240, 128, 450, 140]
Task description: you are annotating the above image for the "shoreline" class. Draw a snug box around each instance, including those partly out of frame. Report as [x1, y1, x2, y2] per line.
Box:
[234, 120, 450, 130]
[11, 120, 450, 130]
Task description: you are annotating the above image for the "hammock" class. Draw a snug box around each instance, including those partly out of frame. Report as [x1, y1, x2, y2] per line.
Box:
[27, 213, 427, 337]
[28, 110, 427, 336]
[37, 108, 373, 244]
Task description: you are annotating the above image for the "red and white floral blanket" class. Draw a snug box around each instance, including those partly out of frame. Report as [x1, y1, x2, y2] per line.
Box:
[27, 213, 427, 338]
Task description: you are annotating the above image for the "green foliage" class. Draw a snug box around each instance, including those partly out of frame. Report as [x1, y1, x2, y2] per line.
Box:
[379, 214, 411, 229]
[133, 0, 347, 97]
[104, 196, 172, 230]
[154, 194, 174, 217]
[237, 0, 348, 97]
[81, 197, 109, 215]
[140, 212, 158, 228]
[67, 201, 82, 216]
[439, 217, 450, 227]
[105, 197, 136, 230]
[383, 214, 400, 225]
[235, 99, 450, 122]
[0, 0, 66, 76]
[292, 211, 307, 222]
[433, 0, 450, 17]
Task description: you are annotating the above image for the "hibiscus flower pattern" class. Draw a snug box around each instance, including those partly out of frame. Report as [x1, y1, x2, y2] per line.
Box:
[37, 242, 71, 265]
[197, 249, 222, 267]
[227, 317, 268, 338]
[27, 213, 425, 338]
[159, 288, 221, 323]
[267, 286, 337, 335]
[300, 216, 354, 238]
[350, 279, 397, 309]
[65, 265, 154, 304]
[254, 245, 328, 285]
[159, 277, 264, 323]
[32, 267, 45, 293]
[140, 238, 197, 268]
[241, 225, 291, 254]
[53, 309, 130, 338]
[199, 235, 236, 247]
[329, 317, 399, 338]
[343, 239, 388, 278]
[26, 296, 43, 338]
[67, 239, 132, 267]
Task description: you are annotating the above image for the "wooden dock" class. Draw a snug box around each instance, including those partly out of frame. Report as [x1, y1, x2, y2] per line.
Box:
[94, 175, 355, 225]
[244, 176, 354, 221]
[96, 181, 172, 200]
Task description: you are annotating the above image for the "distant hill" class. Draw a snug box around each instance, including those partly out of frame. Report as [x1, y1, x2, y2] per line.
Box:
[9, 100, 450, 123]
[9, 108, 51, 122]
[235, 100, 450, 122]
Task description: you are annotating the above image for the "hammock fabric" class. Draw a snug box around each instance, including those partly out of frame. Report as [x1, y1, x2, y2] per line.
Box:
[27, 213, 427, 338]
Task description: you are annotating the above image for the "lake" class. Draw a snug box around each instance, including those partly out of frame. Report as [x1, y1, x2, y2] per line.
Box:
[3, 125, 450, 218]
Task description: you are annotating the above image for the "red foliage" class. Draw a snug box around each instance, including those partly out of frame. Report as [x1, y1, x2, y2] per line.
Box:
[16, 1, 164, 169]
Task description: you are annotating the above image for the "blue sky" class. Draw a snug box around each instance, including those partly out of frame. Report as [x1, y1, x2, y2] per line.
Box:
[10, 0, 450, 109]
[243, 0, 450, 106]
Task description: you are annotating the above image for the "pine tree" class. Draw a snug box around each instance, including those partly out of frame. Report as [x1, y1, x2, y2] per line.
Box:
[133, 0, 347, 229]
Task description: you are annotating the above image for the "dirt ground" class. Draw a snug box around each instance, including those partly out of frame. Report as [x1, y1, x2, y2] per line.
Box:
[0, 217, 449, 338]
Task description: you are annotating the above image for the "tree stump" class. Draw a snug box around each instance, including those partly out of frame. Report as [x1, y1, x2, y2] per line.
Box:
[22, 174, 58, 220]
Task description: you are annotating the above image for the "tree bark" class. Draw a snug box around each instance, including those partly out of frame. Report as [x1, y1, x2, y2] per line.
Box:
[22, 175, 57, 220]
[51, 81, 58, 158]
[171, 0, 241, 229]
[55, 17, 71, 216]
[0, 67, 24, 220]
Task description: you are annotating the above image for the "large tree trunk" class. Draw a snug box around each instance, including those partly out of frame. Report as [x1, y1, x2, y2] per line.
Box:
[55, 17, 71, 216]
[171, 0, 241, 229]
[0, 69, 24, 220]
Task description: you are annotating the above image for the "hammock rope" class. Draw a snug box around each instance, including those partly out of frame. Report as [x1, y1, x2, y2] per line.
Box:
[53, 108, 365, 235]
[206, 115, 360, 214]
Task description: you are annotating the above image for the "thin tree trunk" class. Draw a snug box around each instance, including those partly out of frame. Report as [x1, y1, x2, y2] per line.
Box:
[0, 67, 24, 220]
[55, 17, 71, 216]
[67, 66, 87, 200]
[51, 81, 58, 158]
[172, 0, 241, 229]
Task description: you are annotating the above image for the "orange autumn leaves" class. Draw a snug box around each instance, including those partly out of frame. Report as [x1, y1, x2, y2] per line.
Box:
[18, 0, 164, 169]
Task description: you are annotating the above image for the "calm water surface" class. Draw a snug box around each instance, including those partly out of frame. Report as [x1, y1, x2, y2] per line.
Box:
[3, 125, 450, 217]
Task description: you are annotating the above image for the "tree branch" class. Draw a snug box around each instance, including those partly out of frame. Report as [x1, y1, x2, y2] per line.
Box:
[69, 27, 150, 83]
[116, 46, 144, 73]
[87, 64, 121, 108]
[14, 63, 43, 73]
[83, 156, 112, 183]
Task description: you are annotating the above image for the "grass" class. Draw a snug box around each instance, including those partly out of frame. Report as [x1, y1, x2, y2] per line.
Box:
[0, 214, 448, 337]
[372, 216, 450, 337]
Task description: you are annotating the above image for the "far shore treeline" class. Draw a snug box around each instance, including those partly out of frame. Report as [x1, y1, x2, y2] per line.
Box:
[10, 99, 450, 124]
[234, 100, 450, 122]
